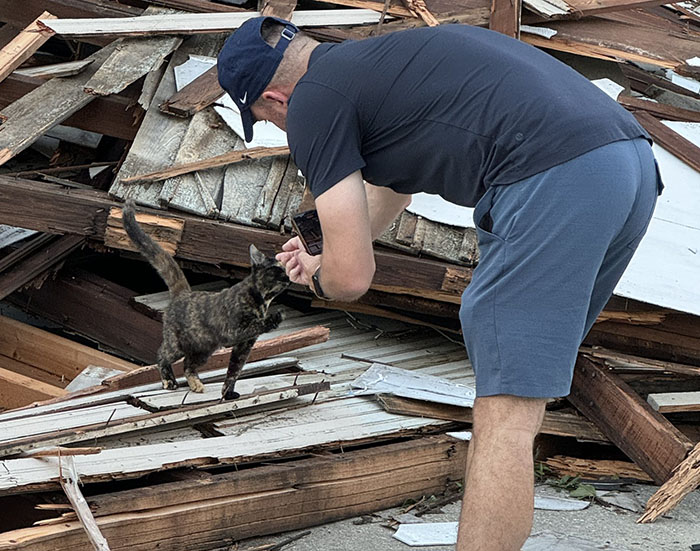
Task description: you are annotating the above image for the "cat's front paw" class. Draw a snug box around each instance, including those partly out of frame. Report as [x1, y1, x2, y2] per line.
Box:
[265, 311, 283, 330]
[162, 378, 178, 390]
[186, 375, 205, 393]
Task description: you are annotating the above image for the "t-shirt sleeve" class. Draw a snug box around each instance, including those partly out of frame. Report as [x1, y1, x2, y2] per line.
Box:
[287, 82, 366, 198]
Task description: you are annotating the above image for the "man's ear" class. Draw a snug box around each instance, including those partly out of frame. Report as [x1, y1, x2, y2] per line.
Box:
[261, 89, 288, 106]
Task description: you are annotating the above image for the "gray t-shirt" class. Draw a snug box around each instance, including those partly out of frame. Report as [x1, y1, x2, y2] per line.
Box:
[286, 25, 649, 207]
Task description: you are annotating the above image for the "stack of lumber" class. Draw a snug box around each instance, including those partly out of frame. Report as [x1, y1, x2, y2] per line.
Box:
[0, 0, 699, 547]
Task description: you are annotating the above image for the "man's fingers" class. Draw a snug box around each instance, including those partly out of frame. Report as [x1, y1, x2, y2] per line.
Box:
[282, 236, 303, 252]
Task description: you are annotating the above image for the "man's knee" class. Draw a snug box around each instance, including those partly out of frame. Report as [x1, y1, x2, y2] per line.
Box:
[472, 394, 547, 439]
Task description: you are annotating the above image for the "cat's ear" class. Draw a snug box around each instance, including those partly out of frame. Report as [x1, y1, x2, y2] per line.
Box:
[249, 244, 266, 267]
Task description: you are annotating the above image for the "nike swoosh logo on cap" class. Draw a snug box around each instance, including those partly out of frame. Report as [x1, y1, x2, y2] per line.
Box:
[239, 91, 247, 104]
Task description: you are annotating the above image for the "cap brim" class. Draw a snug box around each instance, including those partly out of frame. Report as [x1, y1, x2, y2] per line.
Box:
[240, 108, 255, 142]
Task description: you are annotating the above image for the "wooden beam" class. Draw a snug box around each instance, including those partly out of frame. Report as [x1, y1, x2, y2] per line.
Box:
[102, 325, 331, 390]
[618, 94, 700, 123]
[120, 146, 291, 184]
[0, 177, 472, 303]
[543, 455, 654, 483]
[0, 366, 66, 410]
[12, 269, 164, 365]
[489, 0, 521, 38]
[38, 10, 388, 38]
[638, 442, 700, 523]
[260, 0, 298, 20]
[401, 0, 440, 26]
[14, 59, 94, 79]
[0, 235, 84, 301]
[0, 73, 141, 141]
[568, 355, 693, 484]
[634, 111, 700, 173]
[159, 64, 223, 118]
[0, 435, 466, 550]
[0, 12, 56, 84]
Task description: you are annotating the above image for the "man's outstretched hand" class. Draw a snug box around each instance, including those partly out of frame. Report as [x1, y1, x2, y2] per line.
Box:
[276, 236, 321, 286]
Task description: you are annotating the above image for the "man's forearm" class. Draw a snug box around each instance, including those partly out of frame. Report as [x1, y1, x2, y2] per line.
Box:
[364, 182, 412, 240]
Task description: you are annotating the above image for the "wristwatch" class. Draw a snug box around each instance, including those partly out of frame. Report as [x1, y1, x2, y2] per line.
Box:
[310, 266, 330, 300]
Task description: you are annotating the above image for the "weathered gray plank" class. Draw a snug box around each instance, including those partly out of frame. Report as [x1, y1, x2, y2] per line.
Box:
[0, 43, 117, 165]
[110, 34, 226, 207]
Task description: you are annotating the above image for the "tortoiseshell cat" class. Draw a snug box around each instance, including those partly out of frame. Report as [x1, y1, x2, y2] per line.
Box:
[122, 200, 290, 399]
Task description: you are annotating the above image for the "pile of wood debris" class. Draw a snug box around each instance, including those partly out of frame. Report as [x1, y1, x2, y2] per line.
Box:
[0, 0, 699, 548]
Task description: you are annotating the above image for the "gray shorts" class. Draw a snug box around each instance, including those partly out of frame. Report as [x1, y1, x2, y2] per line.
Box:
[460, 138, 662, 398]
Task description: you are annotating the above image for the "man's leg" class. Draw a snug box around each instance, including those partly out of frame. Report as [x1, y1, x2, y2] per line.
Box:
[457, 395, 546, 551]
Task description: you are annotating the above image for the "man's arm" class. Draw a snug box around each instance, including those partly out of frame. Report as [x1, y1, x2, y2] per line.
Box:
[364, 181, 412, 241]
[276, 171, 410, 301]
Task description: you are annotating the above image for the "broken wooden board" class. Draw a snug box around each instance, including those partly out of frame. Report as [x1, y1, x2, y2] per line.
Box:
[0, 234, 84, 301]
[490, 0, 521, 37]
[0, 435, 466, 550]
[13, 268, 164, 365]
[0, 12, 56, 84]
[0, 314, 137, 383]
[39, 10, 389, 38]
[120, 146, 291, 185]
[84, 32, 182, 96]
[634, 111, 700, 173]
[109, 35, 224, 207]
[647, 391, 700, 413]
[104, 205, 184, 256]
[376, 394, 609, 443]
[524, 0, 670, 19]
[0, 42, 117, 166]
[568, 355, 693, 484]
[159, 64, 222, 117]
[13, 59, 93, 79]
[521, 10, 700, 71]
[0, 380, 328, 457]
[638, 441, 700, 523]
[0, 73, 141, 141]
[618, 94, 700, 123]
[0, 367, 66, 410]
[543, 455, 654, 483]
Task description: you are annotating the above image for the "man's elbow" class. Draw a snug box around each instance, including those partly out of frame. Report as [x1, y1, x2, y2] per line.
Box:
[330, 268, 374, 302]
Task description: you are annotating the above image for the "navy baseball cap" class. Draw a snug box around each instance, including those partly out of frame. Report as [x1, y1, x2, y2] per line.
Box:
[217, 16, 299, 142]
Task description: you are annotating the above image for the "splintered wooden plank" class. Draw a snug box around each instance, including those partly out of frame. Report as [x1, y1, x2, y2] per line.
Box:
[159, 63, 222, 117]
[39, 10, 388, 38]
[0, 314, 136, 382]
[0, 435, 466, 550]
[261, 0, 298, 19]
[14, 59, 94, 79]
[104, 205, 184, 256]
[489, 0, 520, 37]
[84, 34, 182, 96]
[568, 355, 693, 484]
[634, 111, 700, 173]
[0, 12, 56, 84]
[402, 0, 440, 25]
[638, 442, 700, 523]
[0, 234, 84, 301]
[0, 381, 328, 457]
[120, 145, 291, 185]
[109, 34, 224, 207]
[618, 95, 700, 123]
[0, 42, 117, 166]
[543, 455, 654, 483]
[647, 391, 700, 413]
[0, 367, 66, 410]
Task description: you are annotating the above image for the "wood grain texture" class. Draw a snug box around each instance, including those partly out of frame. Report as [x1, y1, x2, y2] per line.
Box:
[159, 64, 222, 117]
[618, 94, 700, 123]
[0, 11, 56, 84]
[0, 435, 466, 549]
[647, 391, 700, 413]
[0, 367, 66, 410]
[489, 0, 520, 37]
[568, 355, 693, 484]
[634, 111, 700, 173]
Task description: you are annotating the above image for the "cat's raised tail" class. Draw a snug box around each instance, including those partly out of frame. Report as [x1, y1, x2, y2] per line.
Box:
[122, 199, 191, 296]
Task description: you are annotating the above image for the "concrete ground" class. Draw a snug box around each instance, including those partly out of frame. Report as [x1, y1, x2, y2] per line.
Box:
[238, 484, 700, 551]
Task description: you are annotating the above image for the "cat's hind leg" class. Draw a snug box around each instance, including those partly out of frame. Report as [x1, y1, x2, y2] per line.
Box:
[157, 327, 181, 390]
[222, 338, 256, 400]
[183, 352, 209, 393]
